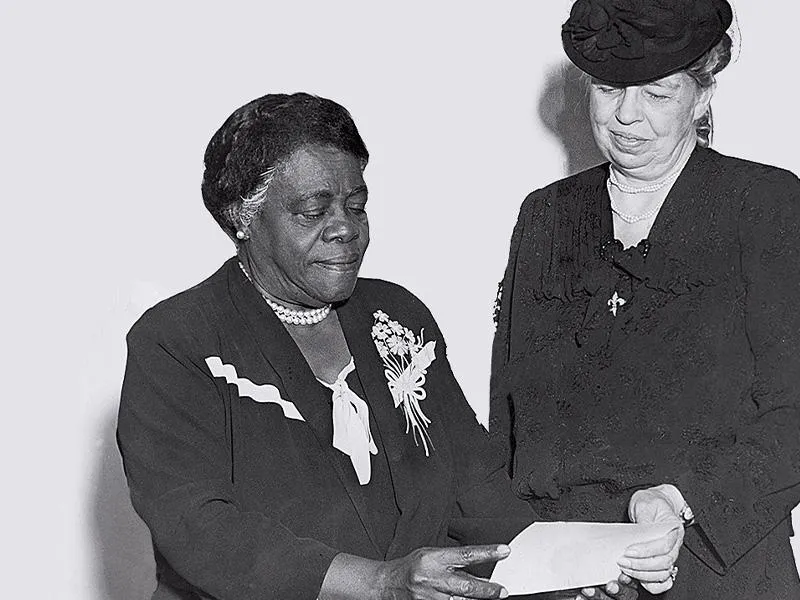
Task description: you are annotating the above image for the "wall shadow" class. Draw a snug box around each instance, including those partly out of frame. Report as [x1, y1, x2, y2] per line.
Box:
[91, 400, 155, 599]
[537, 60, 605, 176]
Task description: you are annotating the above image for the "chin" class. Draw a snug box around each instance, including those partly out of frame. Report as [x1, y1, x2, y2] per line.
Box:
[608, 149, 649, 169]
[315, 275, 360, 305]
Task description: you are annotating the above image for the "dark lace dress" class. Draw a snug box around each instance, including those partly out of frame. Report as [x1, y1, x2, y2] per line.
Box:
[490, 146, 800, 599]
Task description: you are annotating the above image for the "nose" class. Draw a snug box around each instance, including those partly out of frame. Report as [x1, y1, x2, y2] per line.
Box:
[615, 88, 642, 125]
[322, 207, 361, 243]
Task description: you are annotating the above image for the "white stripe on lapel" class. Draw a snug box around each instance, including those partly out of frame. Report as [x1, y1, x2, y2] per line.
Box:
[205, 356, 305, 422]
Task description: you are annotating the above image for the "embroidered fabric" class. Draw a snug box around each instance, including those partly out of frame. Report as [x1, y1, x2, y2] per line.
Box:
[317, 358, 378, 485]
[491, 148, 800, 598]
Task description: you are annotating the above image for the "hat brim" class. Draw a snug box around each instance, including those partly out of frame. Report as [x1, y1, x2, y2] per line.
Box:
[562, 0, 733, 86]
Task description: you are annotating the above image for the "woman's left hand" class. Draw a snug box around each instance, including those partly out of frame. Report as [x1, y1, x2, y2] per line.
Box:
[546, 573, 638, 600]
[620, 487, 686, 594]
[575, 573, 638, 600]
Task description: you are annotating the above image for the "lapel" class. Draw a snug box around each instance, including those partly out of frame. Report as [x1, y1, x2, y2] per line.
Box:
[592, 147, 716, 350]
[225, 260, 383, 556]
[600, 145, 717, 295]
[337, 289, 422, 507]
[581, 146, 713, 283]
[338, 286, 445, 558]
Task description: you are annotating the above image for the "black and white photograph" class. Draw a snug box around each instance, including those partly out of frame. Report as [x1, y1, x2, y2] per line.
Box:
[4, 1, 799, 598]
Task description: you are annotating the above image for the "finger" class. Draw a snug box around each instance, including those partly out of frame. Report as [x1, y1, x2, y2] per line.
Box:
[619, 550, 678, 572]
[618, 566, 673, 583]
[642, 580, 674, 594]
[603, 579, 620, 595]
[438, 572, 509, 599]
[620, 530, 683, 572]
[431, 589, 496, 600]
[618, 574, 633, 585]
[623, 527, 682, 558]
[581, 587, 616, 600]
[435, 545, 511, 567]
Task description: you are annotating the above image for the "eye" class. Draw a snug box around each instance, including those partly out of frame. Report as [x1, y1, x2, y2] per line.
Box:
[645, 89, 670, 101]
[595, 85, 620, 95]
[300, 209, 326, 221]
[346, 190, 368, 216]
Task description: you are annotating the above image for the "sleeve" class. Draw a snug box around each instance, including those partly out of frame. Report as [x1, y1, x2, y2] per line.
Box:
[675, 170, 800, 573]
[413, 307, 536, 552]
[117, 317, 339, 600]
[488, 196, 532, 474]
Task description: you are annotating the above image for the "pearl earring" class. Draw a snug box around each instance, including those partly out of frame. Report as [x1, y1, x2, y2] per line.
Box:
[236, 231, 246, 240]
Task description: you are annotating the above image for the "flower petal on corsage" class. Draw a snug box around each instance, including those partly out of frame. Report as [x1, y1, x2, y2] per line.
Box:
[205, 356, 305, 421]
[371, 312, 436, 456]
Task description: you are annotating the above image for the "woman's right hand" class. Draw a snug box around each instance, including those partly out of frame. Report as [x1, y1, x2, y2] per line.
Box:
[622, 486, 686, 594]
[379, 545, 511, 599]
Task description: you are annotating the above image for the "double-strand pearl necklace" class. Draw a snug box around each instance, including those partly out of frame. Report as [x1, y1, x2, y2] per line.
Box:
[607, 178, 668, 224]
[238, 262, 331, 326]
[608, 166, 681, 195]
[607, 155, 691, 224]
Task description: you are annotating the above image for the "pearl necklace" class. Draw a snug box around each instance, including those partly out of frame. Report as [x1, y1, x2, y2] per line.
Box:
[607, 153, 693, 224]
[607, 179, 667, 224]
[238, 262, 331, 326]
[608, 166, 680, 194]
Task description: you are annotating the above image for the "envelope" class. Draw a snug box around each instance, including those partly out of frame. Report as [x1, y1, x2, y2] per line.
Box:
[490, 521, 678, 595]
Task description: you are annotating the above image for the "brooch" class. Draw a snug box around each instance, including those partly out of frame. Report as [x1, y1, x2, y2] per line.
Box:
[608, 291, 626, 316]
[371, 310, 436, 455]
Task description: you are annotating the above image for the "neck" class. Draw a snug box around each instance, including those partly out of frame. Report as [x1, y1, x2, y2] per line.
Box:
[238, 252, 325, 310]
[611, 139, 696, 189]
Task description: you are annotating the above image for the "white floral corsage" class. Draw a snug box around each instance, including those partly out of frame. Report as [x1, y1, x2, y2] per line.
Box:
[371, 310, 437, 456]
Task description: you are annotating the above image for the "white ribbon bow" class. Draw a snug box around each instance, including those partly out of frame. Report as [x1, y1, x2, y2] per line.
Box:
[385, 340, 436, 456]
[318, 358, 378, 485]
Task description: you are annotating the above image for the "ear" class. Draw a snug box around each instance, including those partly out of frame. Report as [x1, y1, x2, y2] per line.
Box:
[227, 221, 251, 245]
[693, 82, 716, 121]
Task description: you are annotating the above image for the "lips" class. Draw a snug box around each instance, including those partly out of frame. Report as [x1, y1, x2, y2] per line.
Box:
[611, 131, 647, 142]
[609, 130, 649, 152]
[610, 131, 648, 143]
[316, 254, 362, 271]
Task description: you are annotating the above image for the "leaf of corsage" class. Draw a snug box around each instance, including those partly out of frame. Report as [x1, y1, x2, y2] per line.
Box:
[410, 341, 436, 372]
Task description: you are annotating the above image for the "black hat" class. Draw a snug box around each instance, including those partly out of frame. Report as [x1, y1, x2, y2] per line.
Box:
[562, 0, 733, 85]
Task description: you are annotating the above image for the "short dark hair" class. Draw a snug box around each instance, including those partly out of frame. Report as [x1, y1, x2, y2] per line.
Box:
[201, 93, 369, 238]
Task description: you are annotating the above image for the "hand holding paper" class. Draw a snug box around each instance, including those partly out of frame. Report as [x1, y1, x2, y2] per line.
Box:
[490, 521, 681, 596]
[626, 485, 686, 594]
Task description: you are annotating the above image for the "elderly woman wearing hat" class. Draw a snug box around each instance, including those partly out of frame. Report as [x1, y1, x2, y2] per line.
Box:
[118, 93, 669, 600]
[490, 1, 800, 598]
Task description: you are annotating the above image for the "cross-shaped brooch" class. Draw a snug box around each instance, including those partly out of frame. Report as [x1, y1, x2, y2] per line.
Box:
[608, 291, 626, 316]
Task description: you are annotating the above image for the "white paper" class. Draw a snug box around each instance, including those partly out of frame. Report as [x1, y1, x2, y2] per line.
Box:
[490, 521, 678, 595]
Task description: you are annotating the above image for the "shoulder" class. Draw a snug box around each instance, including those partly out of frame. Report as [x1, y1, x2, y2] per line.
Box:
[518, 165, 607, 221]
[352, 277, 434, 317]
[701, 148, 799, 193]
[693, 150, 800, 249]
[351, 278, 439, 330]
[127, 259, 234, 348]
[703, 151, 800, 227]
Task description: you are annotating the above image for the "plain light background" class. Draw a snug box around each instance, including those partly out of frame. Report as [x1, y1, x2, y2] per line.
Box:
[2, 1, 798, 598]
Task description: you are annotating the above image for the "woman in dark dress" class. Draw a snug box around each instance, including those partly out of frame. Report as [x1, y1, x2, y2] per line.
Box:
[118, 93, 666, 600]
[490, 1, 800, 598]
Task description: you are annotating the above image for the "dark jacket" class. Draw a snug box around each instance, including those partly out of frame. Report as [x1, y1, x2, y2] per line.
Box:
[119, 258, 533, 600]
[490, 146, 800, 599]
